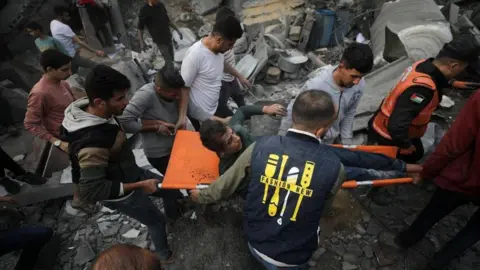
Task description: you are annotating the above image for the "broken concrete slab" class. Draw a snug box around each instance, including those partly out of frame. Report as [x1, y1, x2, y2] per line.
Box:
[242, 0, 305, 27]
[111, 60, 147, 97]
[371, 0, 452, 66]
[191, 0, 222, 15]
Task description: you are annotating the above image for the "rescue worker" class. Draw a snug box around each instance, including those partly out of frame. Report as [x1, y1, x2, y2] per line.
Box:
[368, 35, 480, 163]
[192, 90, 342, 269]
[190, 90, 421, 268]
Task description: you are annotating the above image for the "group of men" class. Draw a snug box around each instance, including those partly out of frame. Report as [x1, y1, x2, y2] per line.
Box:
[1, 1, 480, 269]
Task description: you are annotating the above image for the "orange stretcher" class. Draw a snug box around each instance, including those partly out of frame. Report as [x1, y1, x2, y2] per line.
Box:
[159, 130, 412, 190]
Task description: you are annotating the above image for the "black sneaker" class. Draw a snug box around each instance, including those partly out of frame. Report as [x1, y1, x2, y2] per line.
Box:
[0, 177, 21, 194]
[16, 172, 47, 185]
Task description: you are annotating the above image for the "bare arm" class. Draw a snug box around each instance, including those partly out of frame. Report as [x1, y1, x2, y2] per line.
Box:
[72, 35, 105, 57]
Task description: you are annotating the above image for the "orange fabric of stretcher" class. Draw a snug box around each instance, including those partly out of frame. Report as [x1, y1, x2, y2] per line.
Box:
[162, 130, 220, 189]
[162, 131, 400, 189]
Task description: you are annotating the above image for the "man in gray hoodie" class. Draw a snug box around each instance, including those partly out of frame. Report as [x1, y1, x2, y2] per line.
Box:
[279, 43, 373, 144]
[61, 65, 175, 264]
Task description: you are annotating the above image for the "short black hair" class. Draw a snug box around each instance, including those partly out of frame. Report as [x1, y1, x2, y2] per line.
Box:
[341, 43, 373, 74]
[26, 21, 43, 32]
[54, 6, 69, 17]
[85, 65, 131, 104]
[199, 120, 228, 153]
[155, 62, 185, 89]
[212, 16, 243, 41]
[216, 7, 236, 22]
[40, 49, 72, 71]
[292, 90, 336, 128]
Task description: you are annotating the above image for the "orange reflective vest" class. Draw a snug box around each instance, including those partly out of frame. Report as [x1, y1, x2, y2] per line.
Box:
[372, 60, 440, 140]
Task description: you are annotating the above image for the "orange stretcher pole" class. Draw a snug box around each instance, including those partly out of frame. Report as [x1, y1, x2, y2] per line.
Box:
[341, 178, 413, 189]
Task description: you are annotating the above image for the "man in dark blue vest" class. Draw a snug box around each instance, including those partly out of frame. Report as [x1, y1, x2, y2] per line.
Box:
[190, 90, 349, 268]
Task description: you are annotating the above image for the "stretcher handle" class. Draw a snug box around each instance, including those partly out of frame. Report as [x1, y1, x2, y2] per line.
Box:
[158, 178, 413, 190]
[341, 178, 413, 189]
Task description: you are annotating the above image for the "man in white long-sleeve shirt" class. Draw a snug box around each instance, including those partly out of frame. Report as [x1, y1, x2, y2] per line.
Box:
[279, 43, 374, 144]
[177, 15, 250, 131]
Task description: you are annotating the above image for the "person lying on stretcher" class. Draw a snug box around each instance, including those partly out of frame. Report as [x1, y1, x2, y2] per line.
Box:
[192, 104, 422, 203]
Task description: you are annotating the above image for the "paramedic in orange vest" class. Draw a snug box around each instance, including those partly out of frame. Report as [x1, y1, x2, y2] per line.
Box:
[368, 36, 480, 163]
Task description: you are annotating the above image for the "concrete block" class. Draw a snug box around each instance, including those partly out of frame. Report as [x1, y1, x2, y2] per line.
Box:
[289, 26, 302, 41]
[265, 67, 281, 84]
[191, 0, 222, 15]
[371, 0, 452, 65]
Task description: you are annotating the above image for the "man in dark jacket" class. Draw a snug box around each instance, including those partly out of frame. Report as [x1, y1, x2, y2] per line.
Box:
[61, 65, 175, 264]
[369, 36, 480, 163]
[395, 89, 480, 269]
[191, 90, 420, 268]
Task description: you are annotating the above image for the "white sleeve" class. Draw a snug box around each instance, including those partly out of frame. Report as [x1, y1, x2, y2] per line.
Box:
[60, 24, 76, 39]
[181, 52, 200, 88]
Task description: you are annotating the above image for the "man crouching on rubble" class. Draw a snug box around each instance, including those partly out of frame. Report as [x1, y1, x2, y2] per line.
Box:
[190, 90, 420, 269]
[61, 65, 175, 264]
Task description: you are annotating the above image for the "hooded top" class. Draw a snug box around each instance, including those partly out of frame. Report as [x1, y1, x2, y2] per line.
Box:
[284, 65, 365, 144]
[61, 98, 145, 203]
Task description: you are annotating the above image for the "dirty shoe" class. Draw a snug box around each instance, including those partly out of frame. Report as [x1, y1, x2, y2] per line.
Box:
[0, 177, 21, 194]
[16, 172, 47, 185]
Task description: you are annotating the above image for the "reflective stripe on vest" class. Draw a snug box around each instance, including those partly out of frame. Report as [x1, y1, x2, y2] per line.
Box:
[372, 60, 440, 140]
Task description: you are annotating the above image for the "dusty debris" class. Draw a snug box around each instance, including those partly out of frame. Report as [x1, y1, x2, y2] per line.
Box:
[440, 95, 455, 108]
[371, 0, 452, 66]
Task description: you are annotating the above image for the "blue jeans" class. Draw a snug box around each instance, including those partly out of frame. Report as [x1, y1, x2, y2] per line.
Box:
[248, 243, 309, 270]
[0, 226, 53, 270]
[328, 146, 406, 181]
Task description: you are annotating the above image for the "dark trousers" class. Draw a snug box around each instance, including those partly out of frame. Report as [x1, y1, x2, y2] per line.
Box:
[397, 187, 480, 269]
[215, 80, 246, 118]
[148, 155, 184, 220]
[368, 128, 424, 163]
[0, 96, 14, 127]
[0, 226, 53, 270]
[154, 41, 174, 63]
[95, 24, 114, 48]
[188, 116, 201, 131]
[0, 147, 26, 177]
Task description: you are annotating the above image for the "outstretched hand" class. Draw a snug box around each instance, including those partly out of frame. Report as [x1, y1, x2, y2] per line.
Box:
[263, 104, 287, 117]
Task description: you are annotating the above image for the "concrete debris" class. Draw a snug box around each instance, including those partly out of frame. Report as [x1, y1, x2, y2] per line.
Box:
[191, 0, 221, 15]
[234, 35, 249, 54]
[74, 243, 95, 265]
[242, 0, 305, 27]
[439, 95, 455, 108]
[100, 206, 115, 214]
[421, 122, 446, 157]
[198, 23, 213, 38]
[342, 261, 358, 270]
[111, 60, 147, 96]
[289, 26, 302, 41]
[122, 228, 141, 239]
[371, 0, 452, 66]
[172, 27, 197, 49]
[265, 67, 282, 84]
[236, 55, 259, 83]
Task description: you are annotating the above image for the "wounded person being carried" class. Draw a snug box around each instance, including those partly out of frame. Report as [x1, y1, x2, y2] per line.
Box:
[198, 103, 421, 184]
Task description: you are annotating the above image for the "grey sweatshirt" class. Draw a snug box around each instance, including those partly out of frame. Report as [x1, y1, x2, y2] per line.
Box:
[280, 65, 365, 144]
[118, 83, 179, 158]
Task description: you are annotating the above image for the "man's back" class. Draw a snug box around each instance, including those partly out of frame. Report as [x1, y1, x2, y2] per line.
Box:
[244, 132, 342, 265]
[50, 19, 77, 57]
